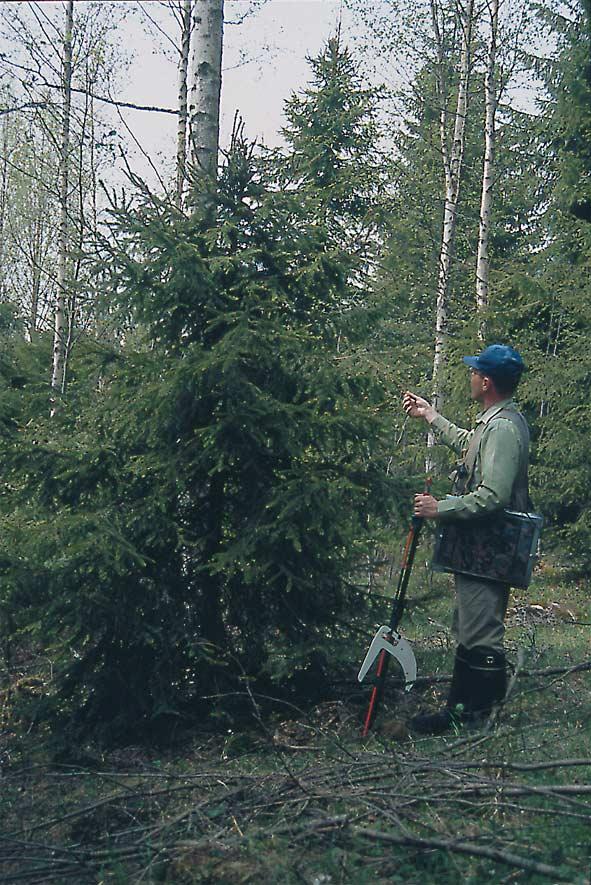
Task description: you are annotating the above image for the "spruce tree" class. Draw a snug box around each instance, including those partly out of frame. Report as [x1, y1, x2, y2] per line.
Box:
[281, 35, 388, 269]
[0, 55, 402, 742]
[523, 0, 591, 563]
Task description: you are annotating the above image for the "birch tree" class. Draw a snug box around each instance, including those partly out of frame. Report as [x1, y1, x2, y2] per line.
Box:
[187, 0, 224, 195]
[429, 0, 476, 421]
[176, 0, 193, 207]
[348, 0, 538, 417]
[51, 0, 73, 396]
[0, 2, 129, 377]
[474, 0, 536, 339]
[0, 116, 11, 302]
[138, 1, 195, 206]
[9, 127, 58, 338]
[137, 0, 267, 209]
[474, 0, 499, 340]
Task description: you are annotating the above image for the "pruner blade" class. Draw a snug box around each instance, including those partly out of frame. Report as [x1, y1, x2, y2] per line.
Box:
[357, 625, 417, 691]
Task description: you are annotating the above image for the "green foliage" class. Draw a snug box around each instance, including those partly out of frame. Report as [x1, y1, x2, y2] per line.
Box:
[370, 57, 545, 480]
[4, 7, 591, 748]
[503, 1, 591, 563]
[3, 562, 591, 883]
[547, 1, 591, 222]
[0, 45, 404, 743]
[369, 1, 591, 567]
[281, 36, 388, 237]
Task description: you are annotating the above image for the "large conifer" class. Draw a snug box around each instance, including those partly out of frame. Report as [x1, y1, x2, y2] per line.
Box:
[0, 44, 401, 742]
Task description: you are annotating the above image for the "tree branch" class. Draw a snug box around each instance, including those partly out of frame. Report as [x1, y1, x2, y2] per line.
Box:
[354, 825, 572, 880]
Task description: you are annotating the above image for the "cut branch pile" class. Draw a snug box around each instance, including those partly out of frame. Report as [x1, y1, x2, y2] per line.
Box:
[1, 704, 590, 883]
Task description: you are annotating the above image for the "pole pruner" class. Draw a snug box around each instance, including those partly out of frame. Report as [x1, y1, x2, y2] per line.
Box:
[358, 478, 432, 736]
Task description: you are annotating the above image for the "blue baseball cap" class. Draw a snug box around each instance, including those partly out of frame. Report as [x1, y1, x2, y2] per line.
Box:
[463, 344, 525, 380]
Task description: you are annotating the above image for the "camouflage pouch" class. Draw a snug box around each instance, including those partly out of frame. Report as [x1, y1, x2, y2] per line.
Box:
[432, 508, 543, 588]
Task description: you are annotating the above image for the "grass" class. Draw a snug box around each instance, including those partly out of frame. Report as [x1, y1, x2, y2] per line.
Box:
[1, 556, 591, 883]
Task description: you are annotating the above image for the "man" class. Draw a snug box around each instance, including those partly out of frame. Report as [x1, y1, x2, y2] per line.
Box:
[402, 343, 529, 733]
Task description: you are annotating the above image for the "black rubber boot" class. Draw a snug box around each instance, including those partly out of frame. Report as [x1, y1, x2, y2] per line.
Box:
[464, 646, 507, 721]
[411, 645, 470, 735]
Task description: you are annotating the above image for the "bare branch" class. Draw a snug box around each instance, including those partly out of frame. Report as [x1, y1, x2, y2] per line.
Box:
[354, 825, 572, 880]
[0, 101, 52, 117]
[137, 0, 182, 56]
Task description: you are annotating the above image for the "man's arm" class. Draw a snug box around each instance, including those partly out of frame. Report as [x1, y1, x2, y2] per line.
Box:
[402, 391, 472, 454]
[403, 391, 474, 521]
[436, 419, 522, 520]
[430, 413, 474, 455]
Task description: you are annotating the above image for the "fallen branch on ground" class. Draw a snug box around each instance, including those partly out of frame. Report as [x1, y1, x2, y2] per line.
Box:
[353, 825, 572, 880]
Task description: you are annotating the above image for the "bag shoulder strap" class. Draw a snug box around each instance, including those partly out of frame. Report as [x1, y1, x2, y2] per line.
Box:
[463, 406, 530, 502]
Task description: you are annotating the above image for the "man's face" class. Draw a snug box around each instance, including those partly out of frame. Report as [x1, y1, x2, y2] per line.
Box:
[469, 368, 489, 402]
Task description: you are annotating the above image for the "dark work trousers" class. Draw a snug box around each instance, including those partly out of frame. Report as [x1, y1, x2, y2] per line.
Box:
[451, 574, 510, 652]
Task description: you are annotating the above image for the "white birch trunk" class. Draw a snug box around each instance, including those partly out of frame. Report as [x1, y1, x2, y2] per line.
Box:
[188, 0, 223, 192]
[0, 118, 9, 301]
[426, 0, 475, 465]
[51, 0, 73, 395]
[475, 0, 499, 341]
[30, 216, 43, 338]
[176, 0, 192, 208]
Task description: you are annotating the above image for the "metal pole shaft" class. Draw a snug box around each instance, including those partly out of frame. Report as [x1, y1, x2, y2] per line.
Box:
[361, 522, 422, 736]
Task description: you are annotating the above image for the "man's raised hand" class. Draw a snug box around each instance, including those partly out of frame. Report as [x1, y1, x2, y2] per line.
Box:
[402, 391, 437, 423]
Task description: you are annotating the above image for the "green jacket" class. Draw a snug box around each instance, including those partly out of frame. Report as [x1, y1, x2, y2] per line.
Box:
[431, 399, 530, 521]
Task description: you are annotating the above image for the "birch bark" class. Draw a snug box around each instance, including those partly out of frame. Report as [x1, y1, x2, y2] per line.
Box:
[30, 216, 43, 337]
[176, 0, 192, 208]
[0, 118, 9, 301]
[475, 0, 499, 341]
[187, 0, 224, 196]
[430, 0, 475, 425]
[51, 0, 73, 395]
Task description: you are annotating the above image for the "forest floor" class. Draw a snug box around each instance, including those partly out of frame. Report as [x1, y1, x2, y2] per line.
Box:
[1, 561, 591, 884]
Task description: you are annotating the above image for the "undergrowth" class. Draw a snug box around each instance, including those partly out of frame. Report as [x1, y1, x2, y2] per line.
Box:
[1, 556, 591, 884]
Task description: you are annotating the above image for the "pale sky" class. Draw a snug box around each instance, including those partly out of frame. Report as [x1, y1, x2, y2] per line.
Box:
[0, 0, 546, 191]
[117, 0, 356, 185]
[114, 0, 545, 189]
